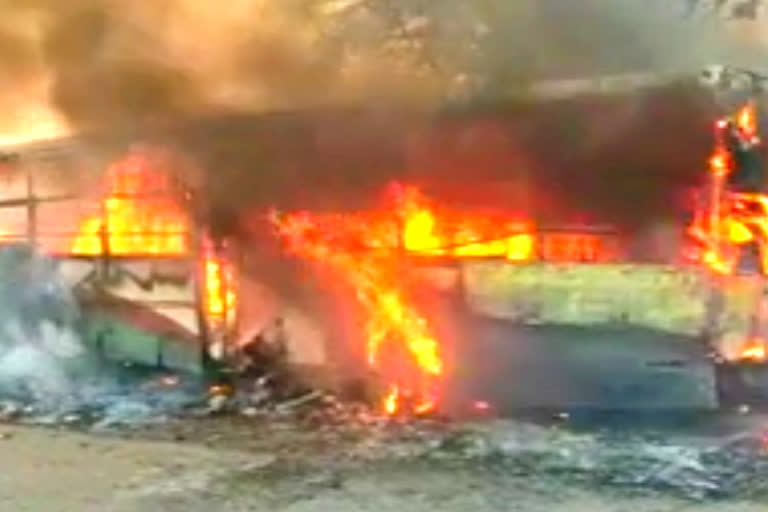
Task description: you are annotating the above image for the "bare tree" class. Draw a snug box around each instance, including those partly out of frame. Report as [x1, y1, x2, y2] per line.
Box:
[306, 0, 768, 105]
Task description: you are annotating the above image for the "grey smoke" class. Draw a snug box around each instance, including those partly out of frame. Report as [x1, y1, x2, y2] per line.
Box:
[0, 245, 87, 408]
[0, 0, 766, 137]
[0, 245, 200, 421]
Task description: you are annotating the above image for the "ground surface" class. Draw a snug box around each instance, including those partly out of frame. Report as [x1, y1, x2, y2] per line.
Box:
[2, 411, 768, 512]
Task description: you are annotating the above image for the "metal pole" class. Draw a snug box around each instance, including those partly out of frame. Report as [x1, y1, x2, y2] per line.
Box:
[98, 198, 111, 281]
[25, 163, 37, 247]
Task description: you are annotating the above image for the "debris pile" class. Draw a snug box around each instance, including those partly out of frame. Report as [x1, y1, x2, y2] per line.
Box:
[0, 365, 206, 428]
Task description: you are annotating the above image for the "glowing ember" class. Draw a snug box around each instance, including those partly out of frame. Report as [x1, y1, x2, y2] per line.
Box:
[208, 383, 234, 397]
[741, 338, 767, 363]
[710, 151, 729, 177]
[737, 102, 758, 141]
[383, 386, 400, 415]
[72, 151, 188, 256]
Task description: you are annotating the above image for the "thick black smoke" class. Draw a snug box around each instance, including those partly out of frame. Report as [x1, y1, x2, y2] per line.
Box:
[0, 0, 764, 227]
[0, 0, 761, 135]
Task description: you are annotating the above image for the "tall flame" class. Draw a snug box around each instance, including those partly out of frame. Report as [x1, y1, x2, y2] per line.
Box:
[687, 105, 768, 363]
[276, 210, 443, 415]
[273, 183, 538, 415]
[203, 239, 237, 329]
[688, 110, 768, 276]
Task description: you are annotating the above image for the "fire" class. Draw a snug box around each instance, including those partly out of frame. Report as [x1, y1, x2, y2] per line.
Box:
[203, 240, 237, 328]
[205, 259, 227, 316]
[276, 210, 443, 415]
[393, 184, 534, 261]
[737, 102, 758, 141]
[71, 151, 188, 256]
[709, 151, 729, 177]
[687, 109, 768, 275]
[383, 386, 399, 415]
[273, 183, 539, 415]
[69, 149, 236, 337]
[740, 338, 767, 363]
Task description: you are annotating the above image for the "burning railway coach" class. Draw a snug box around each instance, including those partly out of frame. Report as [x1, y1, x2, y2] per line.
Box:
[4, 72, 768, 418]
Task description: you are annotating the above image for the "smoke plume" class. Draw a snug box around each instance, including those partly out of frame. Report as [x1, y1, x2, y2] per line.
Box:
[0, 0, 766, 222]
[0, 245, 86, 409]
[0, 0, 766, 141]
[0, 0, 448, 140]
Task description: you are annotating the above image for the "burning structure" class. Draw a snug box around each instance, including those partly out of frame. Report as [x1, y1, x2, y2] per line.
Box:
[2, 65, 768, 419]
[271, 66, 768, 416]
[273, 183, 620, 415]
[0, 142, 238, 377]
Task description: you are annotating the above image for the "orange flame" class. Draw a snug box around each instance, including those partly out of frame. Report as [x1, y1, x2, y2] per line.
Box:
[276, 212, 443, 415]
[737, 102, 758, 141]
[392, 184, 534, 261]
[687, 108, 768, 275]
[273, 184, 627, 413]
[70, 149, 236, 334]
[274, 184, 541, 415]
[741, 338, 767, 363]
[72, 151, 188, 256]
[383, 386, 399, 415]
[709, 151, 729, 177]
[203, 240, 237, 328]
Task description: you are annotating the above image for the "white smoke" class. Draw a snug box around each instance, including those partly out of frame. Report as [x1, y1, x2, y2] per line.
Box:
[0, 245, 88, 409]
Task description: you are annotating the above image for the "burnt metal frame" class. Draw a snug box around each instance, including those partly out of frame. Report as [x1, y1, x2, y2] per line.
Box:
[0, 147, 229, 372]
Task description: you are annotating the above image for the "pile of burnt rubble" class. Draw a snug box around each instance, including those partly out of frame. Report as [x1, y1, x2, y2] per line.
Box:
[0, 369, 384, 430]
[0, 331, 388, 430]
[199, 316, 400, 425]
[0, 312, 383, 428]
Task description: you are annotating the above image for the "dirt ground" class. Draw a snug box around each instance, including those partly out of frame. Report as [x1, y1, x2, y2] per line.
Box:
[0, 416, 767, 512]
